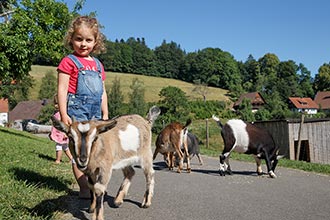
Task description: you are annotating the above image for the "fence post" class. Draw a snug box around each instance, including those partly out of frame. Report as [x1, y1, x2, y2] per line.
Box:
[206, 118, 209, 149]
[296, 113, 305, 160]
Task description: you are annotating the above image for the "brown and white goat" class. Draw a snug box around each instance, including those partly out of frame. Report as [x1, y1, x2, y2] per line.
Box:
[52, 106, 160, 220]
[212, 115, 281, 178]
[153, 119, 192, 173]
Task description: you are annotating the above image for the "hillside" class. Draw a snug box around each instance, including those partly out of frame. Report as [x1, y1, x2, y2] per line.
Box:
[29, 65, 230, 103]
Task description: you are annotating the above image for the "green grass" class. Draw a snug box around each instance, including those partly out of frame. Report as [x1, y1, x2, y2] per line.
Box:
[0, 127, 74, 220]
[29, 65, 230, 102]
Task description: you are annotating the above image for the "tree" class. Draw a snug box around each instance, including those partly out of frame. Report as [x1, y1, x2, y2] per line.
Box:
[0, 25, 32, 106]
[264, 91, 290, 119]
[38, 71, 57, 99]
[237, 98, 255, 122]
[158, 86, 189, 122]
[0, 0, 15, 23]
[126, 37, 156, 75]
[258, 53, 280, 94]
[192, 79, 209, 102]
[154, 40, 185, 79]
[11, 0, 74, 65]
[297, 63, 314, 98]
[107, 77, 124, 118]
[314, 63, 330, 91]
[0, 0, 76, 106]
[128, 78, 146, 115]
[242, 54, 261, 92]
[99, 40, 133, 73]
[276, 60, 300, 100]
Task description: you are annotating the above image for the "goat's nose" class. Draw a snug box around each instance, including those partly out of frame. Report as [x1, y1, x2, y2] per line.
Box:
[80, 155, 87, 163]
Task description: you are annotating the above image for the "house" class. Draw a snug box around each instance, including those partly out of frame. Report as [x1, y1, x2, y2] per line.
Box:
[254, 118, 330, 164]
[233, 92, 266, 112]
[8, 99, 50, 123]
[0, 98, 9, 126]
[288, 97, 318, 115]
[314, 91, 330, 112]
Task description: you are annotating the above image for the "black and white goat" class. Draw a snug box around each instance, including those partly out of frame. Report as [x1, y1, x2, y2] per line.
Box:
[212, 115, 281, 178]
[52, 106, 160, 220]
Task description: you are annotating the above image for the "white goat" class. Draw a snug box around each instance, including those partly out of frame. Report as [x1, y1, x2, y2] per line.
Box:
[52, 106, 161, 220]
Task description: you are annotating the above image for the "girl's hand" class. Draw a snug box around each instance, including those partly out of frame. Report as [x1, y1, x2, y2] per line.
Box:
[61, 114, 72, 125]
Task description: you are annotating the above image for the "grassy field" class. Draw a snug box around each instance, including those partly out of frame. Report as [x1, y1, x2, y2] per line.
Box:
[1, 123, 330, 219]
[0, 127, 74, 219]
[29, 65, 230, 103]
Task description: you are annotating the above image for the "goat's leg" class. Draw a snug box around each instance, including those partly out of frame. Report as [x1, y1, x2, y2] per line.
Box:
[224, 155, 232, 175]
[175, 149, 184, 173]
[114, 166, 135, 207]
[89, 191, 97, 213]
[262, 148, 277, 178]
[196, 153, 203, 165]
[168, 152, 174, 170]
[271, 157, 279, 173]
[141, 163, 155, 208]
[182, 144, 191, 173]
[93, 193, 105, 220]
[253, 155, 263, 175]
[219, 153, 230, 176]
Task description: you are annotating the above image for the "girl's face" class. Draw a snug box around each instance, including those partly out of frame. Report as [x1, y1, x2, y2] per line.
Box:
[71, 25, 96, 57]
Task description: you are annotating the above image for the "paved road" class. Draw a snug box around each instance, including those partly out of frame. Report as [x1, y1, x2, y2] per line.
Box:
[63, 154, 330, 220]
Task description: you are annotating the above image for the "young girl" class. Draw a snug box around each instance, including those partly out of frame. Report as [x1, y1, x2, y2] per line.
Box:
[49, 94, 73, 164]
[57, 16, 109, 199]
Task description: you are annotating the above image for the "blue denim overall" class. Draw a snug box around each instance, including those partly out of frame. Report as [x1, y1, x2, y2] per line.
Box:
[67, 54, 104, 121]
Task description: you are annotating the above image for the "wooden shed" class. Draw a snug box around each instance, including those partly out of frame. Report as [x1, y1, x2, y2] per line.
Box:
[254, 118, 330, 165]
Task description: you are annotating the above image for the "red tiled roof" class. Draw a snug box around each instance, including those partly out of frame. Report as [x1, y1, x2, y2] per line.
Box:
[314, 91, 330, 109]
[288, 97, 318, 109]
[234, 92, 266, 109]
[0, 98, 9, 113]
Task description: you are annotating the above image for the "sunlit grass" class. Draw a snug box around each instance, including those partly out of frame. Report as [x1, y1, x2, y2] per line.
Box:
[29, 65, 229, 103]
[0, 127, 74, 219]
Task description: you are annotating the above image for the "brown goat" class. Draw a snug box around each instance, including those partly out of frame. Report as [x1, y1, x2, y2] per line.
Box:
[52, 106, 160, 220]
[153, 119, 192, 173]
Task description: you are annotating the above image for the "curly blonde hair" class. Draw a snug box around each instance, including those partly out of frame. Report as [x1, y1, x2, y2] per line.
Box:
[64, 16, 106, 54]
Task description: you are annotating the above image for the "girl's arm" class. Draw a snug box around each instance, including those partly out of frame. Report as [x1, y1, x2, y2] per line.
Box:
[101, 82, 109, 120]
[57, 72, 72, 125]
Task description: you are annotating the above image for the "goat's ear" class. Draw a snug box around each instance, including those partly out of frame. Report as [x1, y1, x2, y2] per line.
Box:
[97, 119, 117, 134]
[51, 116, 70, 134]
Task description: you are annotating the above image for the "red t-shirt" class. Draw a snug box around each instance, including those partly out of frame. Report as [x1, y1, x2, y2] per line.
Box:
[57, 55, 106, 94]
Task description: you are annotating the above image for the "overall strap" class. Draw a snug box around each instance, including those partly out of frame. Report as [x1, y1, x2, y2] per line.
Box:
[93, 57, 102, 73]
[67, 54, 84, 70]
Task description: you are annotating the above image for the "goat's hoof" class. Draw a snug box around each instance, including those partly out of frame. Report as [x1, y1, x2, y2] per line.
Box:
[269, 171, 277, 178]
[88, 207, 95, 213]
[226, 170, 233, 175]
[141, 203, 151, 208]
[114, 200, 123, 208]
[187, 168, 191, 173]
[219, 170, 225, 176]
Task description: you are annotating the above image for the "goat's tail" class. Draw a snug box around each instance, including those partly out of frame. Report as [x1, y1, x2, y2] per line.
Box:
[147, 106, 161, 125]
[212, 115, 223, 128]
[184, 118, 192, 129]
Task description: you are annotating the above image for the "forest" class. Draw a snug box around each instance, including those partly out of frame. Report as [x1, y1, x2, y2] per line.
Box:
[1, 0, 330, 123]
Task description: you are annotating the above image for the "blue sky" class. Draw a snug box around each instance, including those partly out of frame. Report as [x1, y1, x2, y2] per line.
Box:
[66, 0, 330, 77]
